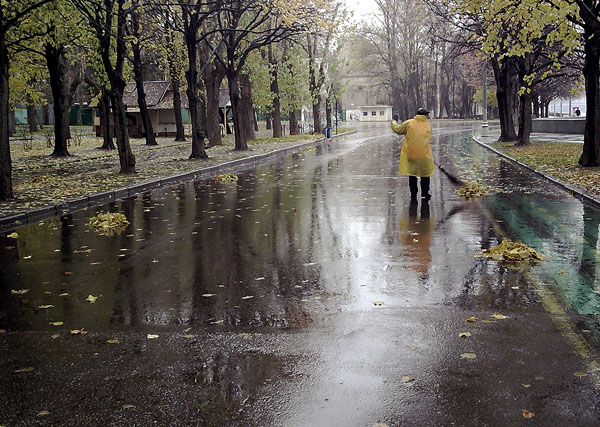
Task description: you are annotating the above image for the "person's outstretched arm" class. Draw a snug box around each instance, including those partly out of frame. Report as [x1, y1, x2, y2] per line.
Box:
[391, 114, 409, 135]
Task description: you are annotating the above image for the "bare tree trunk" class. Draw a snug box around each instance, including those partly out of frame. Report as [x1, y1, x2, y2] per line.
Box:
[312, 98, 321, 134]
[27, 105, 39, 132]
[239, 73, 256, 142]
[289, 110, 298, 135]
[42, 104, 50, 125]
[172, 79, 185, 141]
[183, 15, 208, 159]
[204, 73, 223, 146]
[0, 37, 13, 200]
[532, 92, 540, 118]
[8, 109, 15, 137]
[131, 21, 157, 146]
[228, 73, 248, 150]
[579, 26, 600, 167]
[99, 90, 115, 150]
[492, 57, 518, 142]
[269, 45, 282, 138]
[252, 108, 258, 133]
[265, 113, 272, 130]
[110, 89, 136, 173]
[516, 92, 532, 146]
[45, 42, 71, 157]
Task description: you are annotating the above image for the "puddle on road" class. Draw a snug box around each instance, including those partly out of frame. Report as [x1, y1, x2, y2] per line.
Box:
[1, 127, 599, 335]
[443, 132, 600, 320]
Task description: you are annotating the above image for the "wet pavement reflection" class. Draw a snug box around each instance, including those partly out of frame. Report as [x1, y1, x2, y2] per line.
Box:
[1, 121, 599, 425]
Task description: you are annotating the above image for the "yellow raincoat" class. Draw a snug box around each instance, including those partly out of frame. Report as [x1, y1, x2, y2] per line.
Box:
[391, 115, 434, 177]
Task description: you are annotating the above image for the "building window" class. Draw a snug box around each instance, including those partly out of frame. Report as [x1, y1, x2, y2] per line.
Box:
[363, 112, 368, 116]
[372, 111, 376, 115]
[379, 111, 384, 115]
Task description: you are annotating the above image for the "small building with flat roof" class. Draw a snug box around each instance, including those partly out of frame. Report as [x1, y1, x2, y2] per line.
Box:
[357, 105, 393, 122]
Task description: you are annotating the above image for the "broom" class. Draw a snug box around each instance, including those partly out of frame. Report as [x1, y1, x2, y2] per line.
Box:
[434, 160, 465, 186]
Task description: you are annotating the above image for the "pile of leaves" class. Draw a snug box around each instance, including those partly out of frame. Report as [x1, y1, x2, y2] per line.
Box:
[87, 212, 130, 236]
[479, 240, 545, 264]
[215, 173, 238, 183]
[455, 183, 493, 199]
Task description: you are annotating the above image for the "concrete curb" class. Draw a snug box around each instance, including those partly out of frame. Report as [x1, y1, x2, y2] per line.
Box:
[472, 135, 600, 208]
[0, 130, 357, 232]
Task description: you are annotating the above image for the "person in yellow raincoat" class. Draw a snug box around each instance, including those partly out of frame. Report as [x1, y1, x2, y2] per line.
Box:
[390, 108, 434, 200]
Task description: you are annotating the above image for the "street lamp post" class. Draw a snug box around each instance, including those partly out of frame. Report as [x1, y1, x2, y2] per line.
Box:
[482, 59, 489, 128]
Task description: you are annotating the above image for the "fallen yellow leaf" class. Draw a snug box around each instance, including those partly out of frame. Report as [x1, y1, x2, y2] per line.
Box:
[574, 371, 588, 377]
[122, 404, 135, 410]
[147, 334, 159, 339]
[49, 322, 64, 326]
[38, 305, 54, 309]
[459, 332, 471, 338]
[522, 384, 531, 388]
[202, 293, 216, 297]
[59, 293, 69, 297]
[70, 329, 87, 335]
[401, 376, 415, 383]
[241, 295, 254, 300]
[460, 353, 477, 359]
[85, 295, 98, 303]
[106, 339, 119, 344]
[11, 289, 29, 295]
[466, 317, 476, 322]
[37, 410, 51, 416]
[522, 409, 534, 419]
[7, 232, 18, 239]
[14, 367, 34, 373]
[373, 301, 384, 306]
[491, 314, 510, 320]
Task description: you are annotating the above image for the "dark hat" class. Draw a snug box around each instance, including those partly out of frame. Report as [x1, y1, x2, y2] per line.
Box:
[416, 108, 430, 115]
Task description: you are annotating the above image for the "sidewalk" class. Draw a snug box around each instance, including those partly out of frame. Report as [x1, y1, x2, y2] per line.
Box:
[0, 129, 354, 230]
[473, 127, 600, 206]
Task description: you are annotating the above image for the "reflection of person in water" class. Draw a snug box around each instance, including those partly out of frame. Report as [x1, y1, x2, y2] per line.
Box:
[399, 199, 434, 276]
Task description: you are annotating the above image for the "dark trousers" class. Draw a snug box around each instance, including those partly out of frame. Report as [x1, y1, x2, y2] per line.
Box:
[409, 176, 430, 198]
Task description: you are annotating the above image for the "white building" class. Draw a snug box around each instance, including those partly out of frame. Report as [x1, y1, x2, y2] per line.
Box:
[356, 105, 394, 122]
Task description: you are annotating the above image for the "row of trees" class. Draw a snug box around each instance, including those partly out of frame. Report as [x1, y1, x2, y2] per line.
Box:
[0, 0, 350, 201]
[350, 0, 598, 164]
[349, 0, 485, 122]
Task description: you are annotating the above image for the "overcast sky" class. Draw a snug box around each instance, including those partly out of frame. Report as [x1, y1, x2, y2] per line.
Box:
[346, 0, 379, 23]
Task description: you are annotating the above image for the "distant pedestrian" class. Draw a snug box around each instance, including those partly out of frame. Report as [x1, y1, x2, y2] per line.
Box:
[575, 108, 581, 117]
[391, 108, 434, 200]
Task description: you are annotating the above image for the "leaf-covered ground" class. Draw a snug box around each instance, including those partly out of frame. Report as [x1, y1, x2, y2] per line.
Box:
[496, 141, 600, 197]
[1, 127, 324, 218]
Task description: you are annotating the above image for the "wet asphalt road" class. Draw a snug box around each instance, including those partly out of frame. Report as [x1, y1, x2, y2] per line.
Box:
[1, 121, 600, 426]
